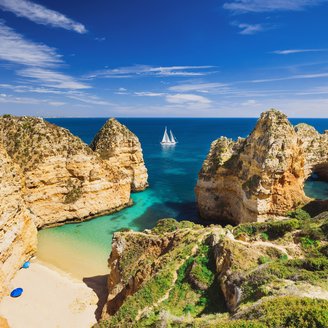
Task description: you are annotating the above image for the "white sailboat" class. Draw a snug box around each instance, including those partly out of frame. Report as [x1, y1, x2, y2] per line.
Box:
[160, 127, 177, 145]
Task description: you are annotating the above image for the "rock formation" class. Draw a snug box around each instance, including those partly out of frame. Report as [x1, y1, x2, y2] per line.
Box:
[0, 144, 37, 300]
[99, 215, 328, 327]
[0, 115, 148, 228]
[196, 109, 328, 224]
[90, 118, 148, 192]
[0, 114, 148, 300]
[295, 123, 328, 180]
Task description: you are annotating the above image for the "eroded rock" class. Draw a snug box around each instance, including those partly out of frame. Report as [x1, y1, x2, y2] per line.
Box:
[196, 109, 327, 224]
[90, 118, 148, 192]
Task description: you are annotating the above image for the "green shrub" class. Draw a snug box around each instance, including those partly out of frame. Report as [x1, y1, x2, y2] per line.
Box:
[241, 296, 328, 328]
[265, 219, 300, 239]
[319, 245, 328, 256]
[300, 237, 319, 250]
[260, 232, 269, 241]
[258, 256, 270, 265]
[279, 254, 288, 261]
[152, 218, 179, 234]
[287, 208, 311, 220]
[234, 219, 300, 240]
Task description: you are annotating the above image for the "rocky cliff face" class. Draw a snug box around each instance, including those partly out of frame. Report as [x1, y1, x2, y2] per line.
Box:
[99, 215, 328, 327]
[295, 123, 328, 180]
[90, 118, 148, 192]
[0, 115, 148, 228]
[196, 109, 327, 224]
[0, 144, 37, 300]
[0, 115, 148, 300]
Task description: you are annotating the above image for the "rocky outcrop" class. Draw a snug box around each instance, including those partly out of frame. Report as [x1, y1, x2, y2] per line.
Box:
[99, 214, 328, 327]
[90, 118, 148, 192]
[0, 115, 148, 228]
[0, 144, 37, 300]
[196, 109, 328, 224]
[295, 123, 328, 180]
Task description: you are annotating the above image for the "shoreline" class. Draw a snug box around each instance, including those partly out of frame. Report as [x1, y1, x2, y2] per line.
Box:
[0, 259, 107, 328]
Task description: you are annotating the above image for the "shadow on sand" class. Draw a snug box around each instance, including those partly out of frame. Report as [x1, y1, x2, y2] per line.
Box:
[83, 274, 108, 321]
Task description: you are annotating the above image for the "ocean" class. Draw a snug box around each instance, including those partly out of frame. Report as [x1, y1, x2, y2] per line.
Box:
[37, 118, 328, 278]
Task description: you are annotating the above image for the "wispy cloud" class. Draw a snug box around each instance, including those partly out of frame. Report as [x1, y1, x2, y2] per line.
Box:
[233, 22, 264, 35]
[134, 91, 165, 97]
[67, 93, 112, 105]
[0, 0, 86, 33]
[223, 0, 326, 13]
[169, 82, 228, 93]
[0, 92, 65, 106]
[0, 22, 61, 67]
[17, 67, 89, 89]
[239, 24, 263, 35]
[0, 22, 90, 91]
[87, 65, 216, 79]
[272, 48, 328, 55]
[166, 93, 211, 105]
[251, 72, 328, 83]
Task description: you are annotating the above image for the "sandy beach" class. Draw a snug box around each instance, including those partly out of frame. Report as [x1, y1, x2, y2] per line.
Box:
[0, 260, 106, 328]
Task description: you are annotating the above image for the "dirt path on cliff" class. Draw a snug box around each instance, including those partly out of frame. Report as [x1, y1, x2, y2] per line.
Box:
[135, 238, 202, 321]
[226, 231, 302, 257]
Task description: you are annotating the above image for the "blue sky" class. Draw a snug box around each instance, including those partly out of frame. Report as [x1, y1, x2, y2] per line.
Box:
[1, 0, 328, 117]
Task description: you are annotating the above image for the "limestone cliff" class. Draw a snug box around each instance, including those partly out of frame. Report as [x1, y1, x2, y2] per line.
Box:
[98, 214, 328, 327]
[295, 123, 328, 180]
[0, 144, 37, 300]
[196, 109, 327, 224]
[90, 118, 148, 191]
[0, 115, 135, 228]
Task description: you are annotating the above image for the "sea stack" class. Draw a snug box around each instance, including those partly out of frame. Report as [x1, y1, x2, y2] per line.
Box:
[0, 115, 147, 228]
[90, 118, 148, 192]
[195, 109, 328, 224]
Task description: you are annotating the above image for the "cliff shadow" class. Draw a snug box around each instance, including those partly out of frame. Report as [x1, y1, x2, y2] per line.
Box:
[302, 200, 328, 217]
[83, 274, 108, 320]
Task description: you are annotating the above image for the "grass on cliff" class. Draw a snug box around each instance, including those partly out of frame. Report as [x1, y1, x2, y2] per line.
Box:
[236, 212, 328, 303]
[159, 243, 226, 317]
[134, 297, 328, 328]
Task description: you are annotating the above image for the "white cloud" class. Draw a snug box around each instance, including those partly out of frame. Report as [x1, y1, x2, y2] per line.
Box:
[223, 0, 326, 13]
[0, 23, 61, 67]
[134, 92, 165, 97]
[17, 67, 90, 89]
[169, 82, 228, 93]
[87, 65, 216, 79]
[252, 72, 328, 83]
[0, 22, 89, 91]
[0, 0, 86, 33]
[272, 49, 328, 55]
[237, 23, 264, 35]
[166, 93, 211, 104]
[241, 99, 259, 106]
[67, 93, 112, 105]
[0, 92, 65, 106]
[231, 22, 264, 35]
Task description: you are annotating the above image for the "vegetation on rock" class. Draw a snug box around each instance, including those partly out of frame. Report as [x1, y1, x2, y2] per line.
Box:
[98, 212, 328, 328]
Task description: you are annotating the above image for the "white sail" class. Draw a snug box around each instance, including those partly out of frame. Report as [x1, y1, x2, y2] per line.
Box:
[161, 127, 171, 143]
[169, 130, 176, 144]
[161, 127, 177, 145]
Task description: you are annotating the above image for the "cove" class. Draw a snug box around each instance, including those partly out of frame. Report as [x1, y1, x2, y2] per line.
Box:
[37, 118, 328, 278]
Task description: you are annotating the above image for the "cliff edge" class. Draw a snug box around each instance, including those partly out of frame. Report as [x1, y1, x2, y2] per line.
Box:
[195, 109, 328, 224]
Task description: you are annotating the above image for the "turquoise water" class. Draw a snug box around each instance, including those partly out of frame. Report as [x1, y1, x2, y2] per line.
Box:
[37, 118, 328, 278]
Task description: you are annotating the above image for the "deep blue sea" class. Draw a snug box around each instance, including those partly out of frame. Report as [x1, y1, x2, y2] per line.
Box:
[37, 118, 328, 278]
